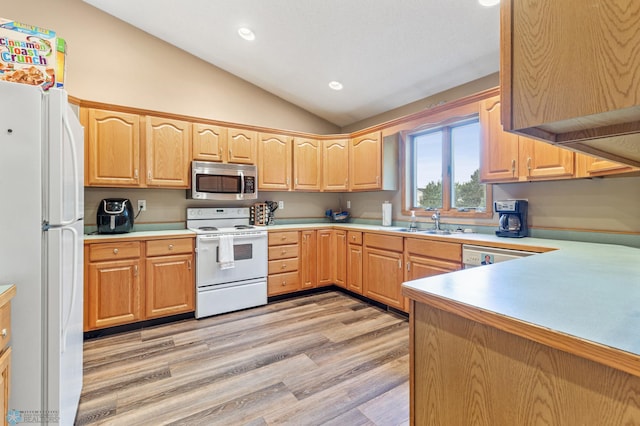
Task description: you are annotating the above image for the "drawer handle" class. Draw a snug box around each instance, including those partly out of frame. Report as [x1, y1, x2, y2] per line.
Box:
[281, 264, 287, 269]
[352, 235, 356, 240]
[281, 281, 286, 286]
[113, 248, 119, 255]
[281, 249, 286, 255]
[281, 235, 287, 240]
[1, 329, 6, 338]
[168, 244, 174, 250]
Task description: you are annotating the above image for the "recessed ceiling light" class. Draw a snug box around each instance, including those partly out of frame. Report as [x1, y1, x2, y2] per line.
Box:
[478, 0, 500, 6]
[238, 27, 255, 41]
[328, 81, 343, 91]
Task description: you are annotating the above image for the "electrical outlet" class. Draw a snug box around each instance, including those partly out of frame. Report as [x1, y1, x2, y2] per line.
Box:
[138, 200, 147, 211]
[278, 200, 284, 210]
[346, 200, 351, 209]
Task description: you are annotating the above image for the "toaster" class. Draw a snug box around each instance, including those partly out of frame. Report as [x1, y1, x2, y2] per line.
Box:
[97, 198, 135, 234]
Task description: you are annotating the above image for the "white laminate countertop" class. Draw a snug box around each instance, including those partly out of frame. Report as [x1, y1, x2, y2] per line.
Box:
[83, 223, 640, 366]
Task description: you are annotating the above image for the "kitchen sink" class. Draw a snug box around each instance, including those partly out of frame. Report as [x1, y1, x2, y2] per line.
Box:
[421, 229, 452, 235]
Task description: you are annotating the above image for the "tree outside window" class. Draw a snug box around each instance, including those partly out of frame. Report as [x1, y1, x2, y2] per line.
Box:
[409, 119, 489, 216]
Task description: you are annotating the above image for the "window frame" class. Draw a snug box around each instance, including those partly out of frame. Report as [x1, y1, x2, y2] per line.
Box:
[401, 110, 493, 220]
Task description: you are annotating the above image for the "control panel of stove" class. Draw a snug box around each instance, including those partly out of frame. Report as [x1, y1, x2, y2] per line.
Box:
[187, 207, 250, 220]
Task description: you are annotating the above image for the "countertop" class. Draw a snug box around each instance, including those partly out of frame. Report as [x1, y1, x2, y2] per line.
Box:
[0, 284, 16, 308]
[82, 223, 640, 375]
[401, 237, 640, 377]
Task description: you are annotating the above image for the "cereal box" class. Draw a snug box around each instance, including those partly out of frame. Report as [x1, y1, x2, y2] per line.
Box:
[0, 18, 64, 90]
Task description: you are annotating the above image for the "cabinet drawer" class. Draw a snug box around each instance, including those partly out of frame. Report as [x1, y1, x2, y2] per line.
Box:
[0, 302, 10, 353]
[268, 272, 300, 295]
[364, 233, 403, 252]
[268, 244, 299, 260]
[347, 231, 363, 245]
[269, 231, 299, 246]
[146, 238, 193, 257]
[268, 258, 299, 275]
[405, 238, 462, 262]
[89, 241, 141, 261]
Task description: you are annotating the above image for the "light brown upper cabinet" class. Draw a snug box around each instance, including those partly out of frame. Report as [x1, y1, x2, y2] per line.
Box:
[145, 116, 191, 188]
[84, 109, 141, 187]
[349, 131, 382, 190]
[322, 138, 349, 191]
[293, 137, 322, 191]
[501, 0, 640, 167]
[480, 96, 574, 183]
[192, 123, 227, 163]
[576, 154, 639, 178]
[258, 132, 292, 190]
[227, 128, 257, 165]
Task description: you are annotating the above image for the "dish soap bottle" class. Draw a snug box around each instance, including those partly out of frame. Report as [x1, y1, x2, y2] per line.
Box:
[409, 210, 417, 231]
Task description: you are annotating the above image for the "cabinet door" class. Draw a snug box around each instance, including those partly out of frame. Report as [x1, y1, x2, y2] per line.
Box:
[145, 116, 191, 187]
[300, 231, 317, 289]
[334, 230, 347, 288]
[480, 96, 520, 182]
[193, 123, 227, 162]
[146, 254, 194, 318]
[405, 254, 460, 281]
[363, 246, 404, 310]
[0, 347, 9, 424]
[293, 137, 322, 191]
[317, 230, 333, 286]
[85, 109, 141, 186]
[349, 132, 382, 190]
[228, 128, 257, 164]
[87, 259, 142, 329]
[347, 244, 363, 294]
[576, 153, 638, 177]
[258, 133, 292, 190]
[322, 139, 349, 191]
[519, 136, 574, 180]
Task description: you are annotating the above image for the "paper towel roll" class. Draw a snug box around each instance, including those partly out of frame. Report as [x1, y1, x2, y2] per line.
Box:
[382, 201, 392, 226]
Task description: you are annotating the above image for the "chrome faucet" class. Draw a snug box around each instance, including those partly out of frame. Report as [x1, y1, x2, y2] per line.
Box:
[431, 209, 441, 230]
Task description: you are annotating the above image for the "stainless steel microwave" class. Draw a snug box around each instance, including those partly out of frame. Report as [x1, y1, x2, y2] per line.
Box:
[189, 161, 258, 200]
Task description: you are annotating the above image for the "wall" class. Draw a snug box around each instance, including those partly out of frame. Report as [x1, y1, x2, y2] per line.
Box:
[4, 0, 339, 134]
[10, 2, 638, 240]
[341, 73, 500, 133]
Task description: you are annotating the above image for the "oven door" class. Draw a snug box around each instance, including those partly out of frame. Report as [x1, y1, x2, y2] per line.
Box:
[196, 233, 267, 287]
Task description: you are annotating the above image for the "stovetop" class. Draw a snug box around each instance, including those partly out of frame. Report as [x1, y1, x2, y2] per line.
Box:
[187, 207, 267, 236]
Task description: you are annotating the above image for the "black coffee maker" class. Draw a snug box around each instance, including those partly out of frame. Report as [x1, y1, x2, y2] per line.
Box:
[97, 198, 135, 234]
[495, 200, 528, 238]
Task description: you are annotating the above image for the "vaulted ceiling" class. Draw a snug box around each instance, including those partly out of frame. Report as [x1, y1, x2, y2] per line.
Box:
[83, 0, 500, 127]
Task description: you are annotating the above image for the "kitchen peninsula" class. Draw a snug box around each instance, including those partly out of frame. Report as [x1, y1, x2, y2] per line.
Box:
[402, 241, 640, 425]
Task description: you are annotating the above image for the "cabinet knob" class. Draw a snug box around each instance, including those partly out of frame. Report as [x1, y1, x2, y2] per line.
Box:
[281, 264, 287, 269]
[352, 235, 356, 240]
[1, 329, 6, 338]
[511, 159, 516, 175]
[113, 248, 119, 254]
[134, 169, 139, 179]
[168, 244, 174, 250]
[281, 249, 286, 255]
[148, 171, 152, 180]
[281, 235, 287, 240]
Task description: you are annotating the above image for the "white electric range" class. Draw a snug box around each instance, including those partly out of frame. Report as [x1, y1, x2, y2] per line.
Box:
[187, 208, 268, 318]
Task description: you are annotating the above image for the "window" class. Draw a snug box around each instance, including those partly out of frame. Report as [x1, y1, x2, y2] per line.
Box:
[407, 118, 490, 217]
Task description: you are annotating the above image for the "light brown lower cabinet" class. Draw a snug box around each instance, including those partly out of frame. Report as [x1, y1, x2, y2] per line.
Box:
[333, 230, 347, 288]
[84, 237, 195, 331]
[317, 230, 333, 286]
[0, 286, 15, 423]
[300, 230, 317, 289]
[363, 233, 406, 311]
[404, 238, 461, 282]
[145, 239, 194, 319]
[347, 231, 363, 294]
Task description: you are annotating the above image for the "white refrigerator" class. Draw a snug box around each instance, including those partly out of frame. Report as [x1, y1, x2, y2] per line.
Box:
[0, 81, 84, 425]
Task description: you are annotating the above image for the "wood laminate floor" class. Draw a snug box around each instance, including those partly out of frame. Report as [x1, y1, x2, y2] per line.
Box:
[76, 291, 410, 426]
